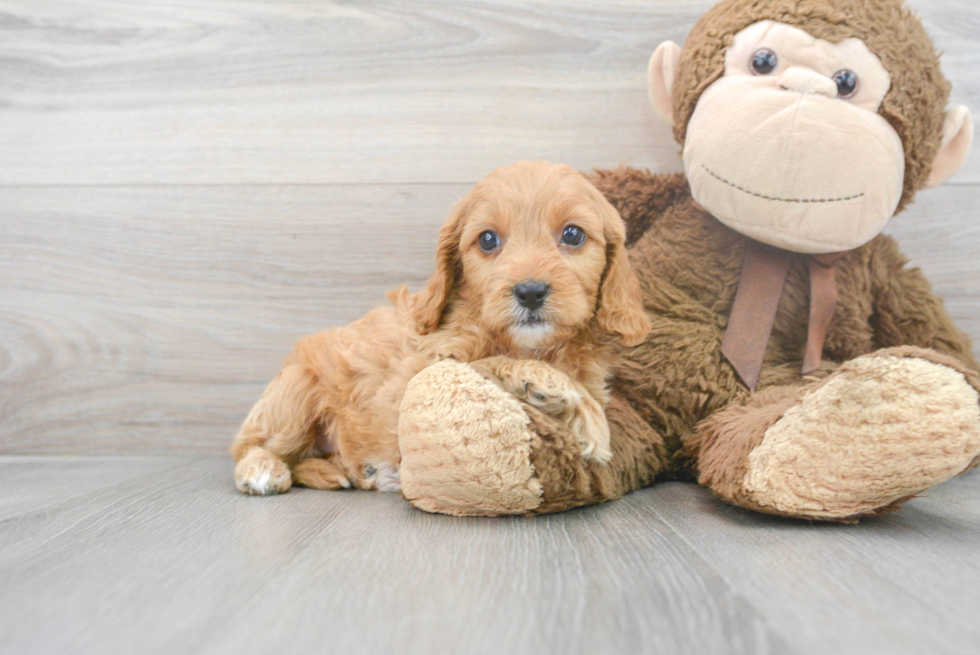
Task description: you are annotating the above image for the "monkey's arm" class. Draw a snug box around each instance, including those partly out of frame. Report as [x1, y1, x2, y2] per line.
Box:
[868, 233, 978, 369]
[612, 306, 750, 463]
[587, 169, 691, 245]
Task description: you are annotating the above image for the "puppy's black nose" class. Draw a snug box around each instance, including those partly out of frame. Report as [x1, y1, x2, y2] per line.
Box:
[513, 281, 550, 311]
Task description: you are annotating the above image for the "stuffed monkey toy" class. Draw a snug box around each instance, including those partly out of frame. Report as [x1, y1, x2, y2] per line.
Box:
[397, 0, 980, 520]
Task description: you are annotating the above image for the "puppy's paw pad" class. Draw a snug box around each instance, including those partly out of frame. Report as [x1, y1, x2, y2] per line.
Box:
[242, 471, 288, 496]
[521, 376, 581, 416]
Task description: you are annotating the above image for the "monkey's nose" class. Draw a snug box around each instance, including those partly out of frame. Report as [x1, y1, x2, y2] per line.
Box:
[778, 67, 838, 98]
[513, 281, 550, 311]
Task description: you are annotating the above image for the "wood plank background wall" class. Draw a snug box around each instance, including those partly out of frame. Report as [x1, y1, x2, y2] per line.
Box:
[2, 0, 978, 454]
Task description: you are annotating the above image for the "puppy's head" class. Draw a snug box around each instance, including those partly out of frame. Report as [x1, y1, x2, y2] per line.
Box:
[414, 161, 650, 349]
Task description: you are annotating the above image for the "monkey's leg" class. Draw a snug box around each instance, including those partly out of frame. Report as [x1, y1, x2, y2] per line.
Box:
[398, 360, 668, 516]
[690, 347, 980, 521]
[469, 356, 612, 463]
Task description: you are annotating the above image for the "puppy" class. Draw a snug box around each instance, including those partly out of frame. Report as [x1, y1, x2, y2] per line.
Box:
[231, 161, 651, 495]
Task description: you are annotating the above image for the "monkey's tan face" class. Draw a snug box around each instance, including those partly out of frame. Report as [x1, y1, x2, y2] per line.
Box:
[683, 21, 905, 254]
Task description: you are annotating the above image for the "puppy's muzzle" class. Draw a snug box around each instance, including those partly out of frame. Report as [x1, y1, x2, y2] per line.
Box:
[513, 280, 550, 311]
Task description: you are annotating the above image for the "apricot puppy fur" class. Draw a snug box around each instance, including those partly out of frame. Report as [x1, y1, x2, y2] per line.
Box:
[230, 161, 651, 495]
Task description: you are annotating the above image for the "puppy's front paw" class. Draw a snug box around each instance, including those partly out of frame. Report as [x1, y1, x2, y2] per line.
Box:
[570, 396, 612, 464]
[469, 357, 612, 465]
[513, 361, 612, 464]
[514, 362, 582, 417]
[235, 447, 292, 496]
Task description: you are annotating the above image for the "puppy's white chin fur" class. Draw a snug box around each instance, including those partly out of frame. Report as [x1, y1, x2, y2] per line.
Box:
[509, 322, 554, 350]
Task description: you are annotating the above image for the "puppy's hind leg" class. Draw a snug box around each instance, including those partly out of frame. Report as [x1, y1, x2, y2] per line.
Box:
[292, 456, 353, 490]
[231, 362, 324, 496]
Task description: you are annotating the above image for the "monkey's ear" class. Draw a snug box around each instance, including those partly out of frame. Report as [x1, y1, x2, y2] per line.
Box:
[926, 106, 973, 188]
[648, 41, 682, 126]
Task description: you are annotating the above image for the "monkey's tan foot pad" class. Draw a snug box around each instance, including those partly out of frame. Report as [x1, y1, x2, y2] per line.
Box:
[744, 351, 980, 520]
[398, 360, 544, 516]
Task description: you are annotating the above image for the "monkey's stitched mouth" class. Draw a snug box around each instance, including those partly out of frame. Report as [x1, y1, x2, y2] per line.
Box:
[703, 165, 865, 204]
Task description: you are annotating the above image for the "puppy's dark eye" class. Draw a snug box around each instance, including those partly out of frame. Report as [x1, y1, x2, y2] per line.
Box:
[832, 69, 859, 98]
[478, 230, 500, 253]
[751, 48, 778, 75]
[561, 225, 586, 247]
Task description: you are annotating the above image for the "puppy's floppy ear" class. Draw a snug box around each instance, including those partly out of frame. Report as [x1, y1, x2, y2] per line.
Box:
[413, 198, 468, 334]
[593, 191, 651, 346]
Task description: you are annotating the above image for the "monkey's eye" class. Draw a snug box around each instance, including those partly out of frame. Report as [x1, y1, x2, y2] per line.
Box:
[478, 230, 500, 253]
[832, 69, 859, 99]
[561, 225, 586, 247]
[750, 48, 778, 75]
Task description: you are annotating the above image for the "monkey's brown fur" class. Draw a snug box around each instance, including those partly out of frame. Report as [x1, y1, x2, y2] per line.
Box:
[398, 0, 980, 520]
[600, 171, 978, 509]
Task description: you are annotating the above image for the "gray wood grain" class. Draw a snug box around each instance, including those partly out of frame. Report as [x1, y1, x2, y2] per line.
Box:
[2, 184, 977, 455]
[0, 455, 180, 521]
[0, 0, 977, 185]
[645, 476, 980, 655]
[0, 184, 465, 454]
[0, 456, 977, 655]
[885, 183, 980, 350]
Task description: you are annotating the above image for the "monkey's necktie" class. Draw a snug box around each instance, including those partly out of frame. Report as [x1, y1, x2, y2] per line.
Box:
[721, 240, 842, 391]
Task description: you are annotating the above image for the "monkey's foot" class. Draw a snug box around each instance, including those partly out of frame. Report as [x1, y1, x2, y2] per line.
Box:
[398, 360, 544, 516]
[398, 360, 668, 517]
[696, 348, 980, 520]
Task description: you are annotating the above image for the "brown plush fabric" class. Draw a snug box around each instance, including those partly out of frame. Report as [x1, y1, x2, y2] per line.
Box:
[527, 0, 975, 519]
[591, 166, 980, 519]
[694, 348, 980, 520]
[527, 395, 669, 514]
[672, 0, 949, 212]
[590, 169, 979, 383]
[685, 384, 809, 515]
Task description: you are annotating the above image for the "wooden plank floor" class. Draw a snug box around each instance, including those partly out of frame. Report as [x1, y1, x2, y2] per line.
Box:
[1, 456, 978, 655]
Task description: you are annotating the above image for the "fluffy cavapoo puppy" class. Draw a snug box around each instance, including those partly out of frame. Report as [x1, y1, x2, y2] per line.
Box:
[231, 161, 651, 495]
